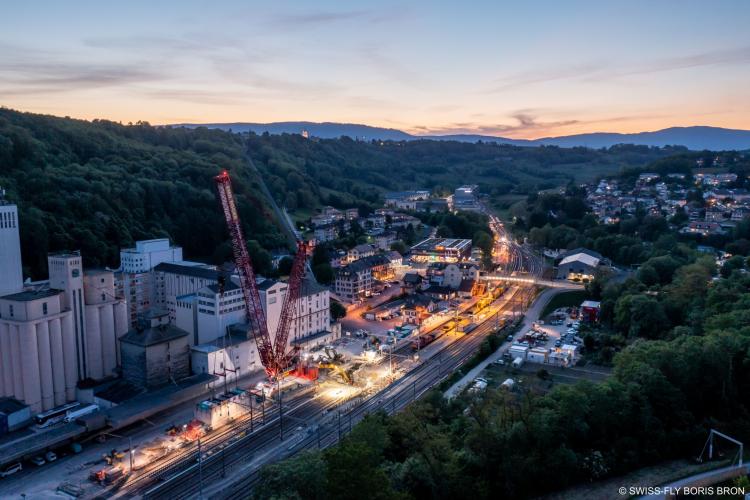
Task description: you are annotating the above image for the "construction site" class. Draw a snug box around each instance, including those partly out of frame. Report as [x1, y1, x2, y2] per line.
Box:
[0, 170, 546, 499]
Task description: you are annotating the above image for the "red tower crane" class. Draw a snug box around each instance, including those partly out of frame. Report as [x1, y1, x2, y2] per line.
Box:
[214, 170, 308, 378]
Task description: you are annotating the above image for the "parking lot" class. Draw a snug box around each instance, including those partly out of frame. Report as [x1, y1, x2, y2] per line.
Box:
[501, 306, 584, 368]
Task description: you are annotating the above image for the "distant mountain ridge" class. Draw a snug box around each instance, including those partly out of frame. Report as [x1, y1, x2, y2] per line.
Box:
[172, 122, 750, 151]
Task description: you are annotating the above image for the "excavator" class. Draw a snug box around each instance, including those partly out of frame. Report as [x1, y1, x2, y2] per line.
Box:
[316, 346, 355, 384]
[317, 363, 355, 385]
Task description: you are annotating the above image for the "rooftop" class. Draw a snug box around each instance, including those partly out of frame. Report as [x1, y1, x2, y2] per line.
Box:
[120, 323, 188, 347]
[410, 238, 472, 253]
[559, 253, 601, 267]
[153, 262, 220, 280]
[0, 289, 61, 302]
[0, 397, 28, 414]
[192, 333, 251, 353]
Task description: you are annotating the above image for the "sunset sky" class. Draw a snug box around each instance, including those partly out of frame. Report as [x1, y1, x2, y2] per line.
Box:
[2, 0, 749, 139]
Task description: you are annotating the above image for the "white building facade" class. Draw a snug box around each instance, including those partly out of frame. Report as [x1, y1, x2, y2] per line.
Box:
[0, 290, 78, 413]
[0, 200, 23, 297]
[116, 239, 184, 326]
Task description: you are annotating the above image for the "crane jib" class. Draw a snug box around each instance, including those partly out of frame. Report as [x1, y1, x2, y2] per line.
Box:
[214, 170, 308, 378]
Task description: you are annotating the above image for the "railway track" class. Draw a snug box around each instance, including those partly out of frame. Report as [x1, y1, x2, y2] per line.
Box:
[142, 291, 521, 500]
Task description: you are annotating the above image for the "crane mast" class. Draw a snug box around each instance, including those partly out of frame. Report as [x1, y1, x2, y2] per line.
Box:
[214, 170, 308, 378]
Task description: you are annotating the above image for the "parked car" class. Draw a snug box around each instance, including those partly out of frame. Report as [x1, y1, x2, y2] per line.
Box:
[45, 451, 57, 462]
[0, 462, 22, 477]
[506, 335, 514, 342]
[31, 456, 46, 467]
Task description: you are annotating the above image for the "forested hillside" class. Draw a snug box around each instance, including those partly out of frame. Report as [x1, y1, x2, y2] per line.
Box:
[247, 132, 681, 213]
[0, 108, 284, 279]
[0, 108, 687, 278]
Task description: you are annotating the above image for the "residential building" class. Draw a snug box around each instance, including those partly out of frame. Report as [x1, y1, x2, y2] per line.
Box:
[179, 274, 332, 352]
[346, 243, 377, 263]
[681, 221, 725, 236]
[120, 239, 183, 273]
[334, 260, 373, 301]
[402, 295, 437, 325]
[402, 272, 424, 294]
[314, 223, 338, 243]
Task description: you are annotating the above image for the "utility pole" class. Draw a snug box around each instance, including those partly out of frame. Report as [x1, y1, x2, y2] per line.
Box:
[198, 438, 204, 499]
[278, 377, 283, 441]
[128, 437, 134, 474]
[249, 395, 254, 433]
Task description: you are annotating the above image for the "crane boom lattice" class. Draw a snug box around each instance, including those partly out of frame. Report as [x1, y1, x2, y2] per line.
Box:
[214, 170, 309, 378]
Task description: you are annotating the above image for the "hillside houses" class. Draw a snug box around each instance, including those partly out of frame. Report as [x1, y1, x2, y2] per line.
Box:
[586, 171, 750, 235]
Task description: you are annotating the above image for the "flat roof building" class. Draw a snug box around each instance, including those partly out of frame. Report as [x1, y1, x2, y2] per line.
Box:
[409, 238, 472, 263]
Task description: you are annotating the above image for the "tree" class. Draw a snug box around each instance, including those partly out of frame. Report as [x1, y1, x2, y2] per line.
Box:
[255, 450, 327, 500]
[330, 300, 346, 320]
[720, 255, 745, 278]
[390, 240, 408, 255]
[614, 294, 670, 339]
[277, 256, 293, 276]
[313, 263, 334, 285]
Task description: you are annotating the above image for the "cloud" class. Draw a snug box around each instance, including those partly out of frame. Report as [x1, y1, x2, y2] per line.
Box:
[269, 9, 371, 27]
[415, 112, 579, 137]
[411, 111, 658, 138]
[488, 45, 750, 92]
[0, 61, 168, 97]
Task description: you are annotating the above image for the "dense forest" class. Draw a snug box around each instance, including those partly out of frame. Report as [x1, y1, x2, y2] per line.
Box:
[247, 132, 682, 214]
[0, 108, 286, 279]
[0, 108, 710, 280]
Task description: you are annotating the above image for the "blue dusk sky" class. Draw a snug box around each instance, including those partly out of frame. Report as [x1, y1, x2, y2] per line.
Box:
[1, 0, 749, 138]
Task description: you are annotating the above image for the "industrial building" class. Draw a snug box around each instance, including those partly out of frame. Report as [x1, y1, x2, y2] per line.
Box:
[555, 248, 603, 281]
[116, 238, 185, 326]
[0, 289, 77, 413]
[453, 185, 481, 212]
[177, 273, 332, 351]
[120, 311, 190, 389]
[0, 257, 129, 413]
[409, 238, 473, 263]
[0, 196, 23, 297]
[0, 204, 128, 413]
[0, 397, 30, 435]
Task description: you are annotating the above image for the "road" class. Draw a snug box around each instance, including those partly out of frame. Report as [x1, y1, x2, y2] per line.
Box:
[444, 286, 562, 398]
[130, 288, 525, 500]
[639, 464, 750, 499]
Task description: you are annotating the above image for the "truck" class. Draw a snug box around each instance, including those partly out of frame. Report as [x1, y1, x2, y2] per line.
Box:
[90, 466, 123, 484]
[64, 404, 99, 423]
